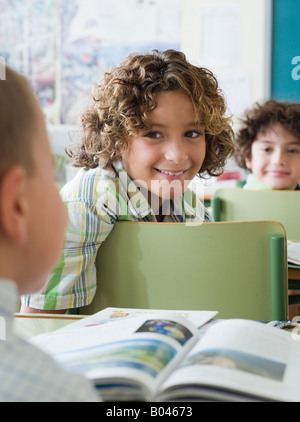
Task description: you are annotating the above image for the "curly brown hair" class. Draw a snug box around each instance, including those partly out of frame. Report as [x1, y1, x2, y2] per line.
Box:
[67, 49, 234, 178]
[235, 99, 300, 171]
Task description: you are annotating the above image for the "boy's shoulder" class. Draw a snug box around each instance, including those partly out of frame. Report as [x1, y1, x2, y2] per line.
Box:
[61, 164, 119, 201]
[0, 330, 99, 402]
[75, 164, 118, 182]
[244, 174, 300, 191]
[243, 174, 272, 190]
[0, 280, 99, 402]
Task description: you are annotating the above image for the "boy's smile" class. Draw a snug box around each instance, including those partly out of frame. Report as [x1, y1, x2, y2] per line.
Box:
[121, 90, 206, 211]
[154, 168, 188, 180]
[245, 123, 300, 190]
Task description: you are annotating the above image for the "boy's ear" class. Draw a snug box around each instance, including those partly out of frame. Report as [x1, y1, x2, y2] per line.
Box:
[245, 156, 252, 170]
[0, 166, 29, 244]
[114, 140, 127, 159]
[114, 147, 122, 159]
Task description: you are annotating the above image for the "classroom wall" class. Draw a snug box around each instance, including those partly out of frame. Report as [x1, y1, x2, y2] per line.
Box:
[47, 0, 272, 159]
[182, 0, 272, 122]
[0, 0, 273, 132]
[1, 0, 288, 185]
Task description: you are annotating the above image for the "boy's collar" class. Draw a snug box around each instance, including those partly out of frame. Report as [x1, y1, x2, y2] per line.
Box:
[245, 173, 300, 191]
[111, 158, 126, 175]
[112, 160, 154, 219]
[0, 279, 19, 334]
[244, 174, 272, 190]
[111, 159, 198, 219]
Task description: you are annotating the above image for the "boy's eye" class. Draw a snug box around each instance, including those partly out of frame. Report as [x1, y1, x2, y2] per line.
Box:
[144, 131, 162, 139]
[288, 148, 300, 154]
[185, 130, 203, 138]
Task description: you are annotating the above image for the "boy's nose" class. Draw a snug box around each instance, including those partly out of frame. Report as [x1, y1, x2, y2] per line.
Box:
[272, 150, 286, 165]
[164, 139, 188, 163]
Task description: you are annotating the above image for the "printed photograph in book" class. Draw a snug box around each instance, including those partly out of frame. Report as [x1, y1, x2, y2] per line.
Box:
[30, 313, 300, 402]
[136, 319, 193, 346]
[58, 337, 178, 378]
[183, 347, 286, 382]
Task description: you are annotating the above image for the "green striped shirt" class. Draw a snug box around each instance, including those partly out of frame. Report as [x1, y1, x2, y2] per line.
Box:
[23, 160, 211, 310]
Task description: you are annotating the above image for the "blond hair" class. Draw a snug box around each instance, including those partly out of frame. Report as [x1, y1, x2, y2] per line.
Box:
[0, 67, 36, 175]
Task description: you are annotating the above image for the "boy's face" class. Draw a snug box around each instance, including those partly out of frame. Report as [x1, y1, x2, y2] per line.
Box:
[245, 123, 300, 190]
[121, 90, 206, 209]
[19, 104, 67, 294]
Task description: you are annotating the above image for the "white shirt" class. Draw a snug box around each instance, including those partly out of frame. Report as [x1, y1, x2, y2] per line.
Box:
[0, 279, 100, 402]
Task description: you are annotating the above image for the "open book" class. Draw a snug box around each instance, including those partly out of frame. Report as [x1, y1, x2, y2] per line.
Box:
[287, 241, 300, 267]
[30, 308, 300, 402]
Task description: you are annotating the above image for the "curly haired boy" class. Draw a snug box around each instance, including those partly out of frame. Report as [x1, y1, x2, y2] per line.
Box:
[22, 49, 234, 313]
[235, 99, 300, 190]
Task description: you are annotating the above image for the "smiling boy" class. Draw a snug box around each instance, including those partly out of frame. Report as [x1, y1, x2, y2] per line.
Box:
[121, 90, 207, 219]
[235, 100, 300, 190]
[22, 50, 234, 314]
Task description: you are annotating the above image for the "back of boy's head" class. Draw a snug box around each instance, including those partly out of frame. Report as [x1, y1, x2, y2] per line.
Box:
[0, 67, 36, 177]
[235, 99, 300, 170]
[67, 49, 234, 178]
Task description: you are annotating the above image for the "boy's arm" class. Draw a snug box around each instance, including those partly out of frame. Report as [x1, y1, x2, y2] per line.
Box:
[20, 304, 67, 314]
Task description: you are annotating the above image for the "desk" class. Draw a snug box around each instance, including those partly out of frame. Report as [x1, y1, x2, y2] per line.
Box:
[288, 267, 300, 282]
[201, 193, 212, 207]
[14, 314, 84, 338]
[288, 267, 300, 319]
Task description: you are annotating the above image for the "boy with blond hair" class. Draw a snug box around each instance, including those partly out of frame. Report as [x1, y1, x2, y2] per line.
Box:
[0, 67, 99, 402]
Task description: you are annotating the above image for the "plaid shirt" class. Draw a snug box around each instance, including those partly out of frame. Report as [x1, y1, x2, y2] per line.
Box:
[0, 280, 99, 402]
[23, 160, 211, 310]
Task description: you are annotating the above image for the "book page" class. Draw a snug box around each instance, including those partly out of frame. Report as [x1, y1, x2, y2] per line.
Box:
[31, 314, 200, 401]
[57, 307, 218, 332]
[287, 241, 300, 266]
[158, 319, 300, 402]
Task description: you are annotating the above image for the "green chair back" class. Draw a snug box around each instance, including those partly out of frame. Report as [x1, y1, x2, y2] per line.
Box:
[211, 188, 300, 240]
[81, 221, 287, 320]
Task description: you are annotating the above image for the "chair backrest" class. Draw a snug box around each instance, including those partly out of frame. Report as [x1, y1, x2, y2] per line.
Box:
[81, 221, 287, 320]
[211, 188, 300, 241]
